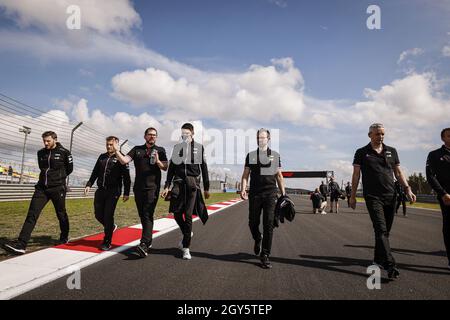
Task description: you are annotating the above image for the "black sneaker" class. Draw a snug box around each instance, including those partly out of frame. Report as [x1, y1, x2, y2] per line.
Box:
[100, 241, 112, 251]
[254, 238, 262, 256]
[136, 242, 150, 257]
[387, 266, 400, 280]
[2, 242, 26, 255]
[260, 255, 272, 269]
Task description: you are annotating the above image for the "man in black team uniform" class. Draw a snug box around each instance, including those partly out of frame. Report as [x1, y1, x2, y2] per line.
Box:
[113, 127, 168, 257]
[395, 180, 407, 217]
[350, 123, 416, 280]
[84, 136, 131, 251]
[319, 181, 328, 202]
[345, 182, 352, 208]
[161, 123, 210, 260]
[426, 128, 450, 270]
[3, 131, 73, 255]
[240, 128, 286, 269]
[328, 177, 341, 213]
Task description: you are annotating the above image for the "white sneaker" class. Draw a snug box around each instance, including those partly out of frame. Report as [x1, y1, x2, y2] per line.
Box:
[182, 248, 191, 260]
[321, 211, 327, 215]
[178, 232, 193, 250]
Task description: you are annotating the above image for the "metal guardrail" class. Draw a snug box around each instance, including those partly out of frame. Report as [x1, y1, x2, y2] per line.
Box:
[356, 192, 438, 204]
[0, 185, 228, 202]
[0, 184, 135, 202]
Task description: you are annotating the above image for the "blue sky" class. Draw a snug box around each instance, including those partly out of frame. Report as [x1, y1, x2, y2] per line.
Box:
[0, 0, 449, 188]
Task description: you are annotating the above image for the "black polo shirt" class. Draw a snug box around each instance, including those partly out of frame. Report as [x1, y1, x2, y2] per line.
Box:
[127, 144, 168, 190]
[245, 148, 281, 196]
[353, 143, 400, 197]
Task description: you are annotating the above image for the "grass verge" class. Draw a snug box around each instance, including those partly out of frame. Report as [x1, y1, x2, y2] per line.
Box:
[0, 192, 239, 261]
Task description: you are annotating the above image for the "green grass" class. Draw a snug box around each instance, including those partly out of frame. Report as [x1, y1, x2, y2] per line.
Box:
[0, 192, 239, 261]
[356, 197, 440, 210]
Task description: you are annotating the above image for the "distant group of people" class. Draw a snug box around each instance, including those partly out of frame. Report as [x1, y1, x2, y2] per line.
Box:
[311, 177, 408, 217]
[310, 177, 347, 214]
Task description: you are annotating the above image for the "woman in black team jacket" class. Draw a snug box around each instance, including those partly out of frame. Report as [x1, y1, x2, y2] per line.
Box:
[3, 131, 73, 255]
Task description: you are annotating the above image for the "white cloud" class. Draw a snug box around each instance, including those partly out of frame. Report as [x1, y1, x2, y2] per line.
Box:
[296, 72, 450, 151]
[268, 0, 288, 8]
[0, 0, 141, 35]
[328, 160, 354, 184]
[443, 45, 450, 57]
[111, 58, 306, 124]
[79, 68, 94, 77]
[397, 48, 424, 64]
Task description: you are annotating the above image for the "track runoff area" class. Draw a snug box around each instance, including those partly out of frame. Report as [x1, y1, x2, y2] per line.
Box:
[8, 188, 450, 304]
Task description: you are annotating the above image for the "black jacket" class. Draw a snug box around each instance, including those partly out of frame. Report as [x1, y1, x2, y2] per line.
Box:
[274, 195, 296, 227]
[328, 181, 341, 197]
[319, 183, 328, 195]
[86, 153, 131, 196]
[426, 145, 450, 198]
[194, 187, 209, 225]
[345, 185, 352, 196]
[165, 140, 210, 191]
[37, 142, 73, 187]
[169, 176, 209, 225]
[310, 192, 325, 208]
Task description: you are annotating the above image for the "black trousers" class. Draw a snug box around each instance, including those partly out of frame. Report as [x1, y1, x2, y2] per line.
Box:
[18, 184, 69, 248]
[438, 198, 450, 264]
[94, 188, 120, 243]
[134, 188, 159, 247]
[171, 182, 198, 248]
[365, 195, 397, 268]
[396, 198, 407, 216]
[248, 193, 277, 257]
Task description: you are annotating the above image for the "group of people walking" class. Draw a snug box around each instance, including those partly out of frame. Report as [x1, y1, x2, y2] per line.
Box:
[2, 124, 211, 262]
[2, 123, 450, 278]
[311, 178, 347, 214]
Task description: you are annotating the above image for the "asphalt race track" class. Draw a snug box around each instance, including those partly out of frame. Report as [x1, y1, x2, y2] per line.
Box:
[16, 195, 450, 300]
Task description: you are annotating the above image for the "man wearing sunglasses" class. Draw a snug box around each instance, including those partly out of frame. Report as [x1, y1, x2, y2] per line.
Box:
[114, 127, 168, 257]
